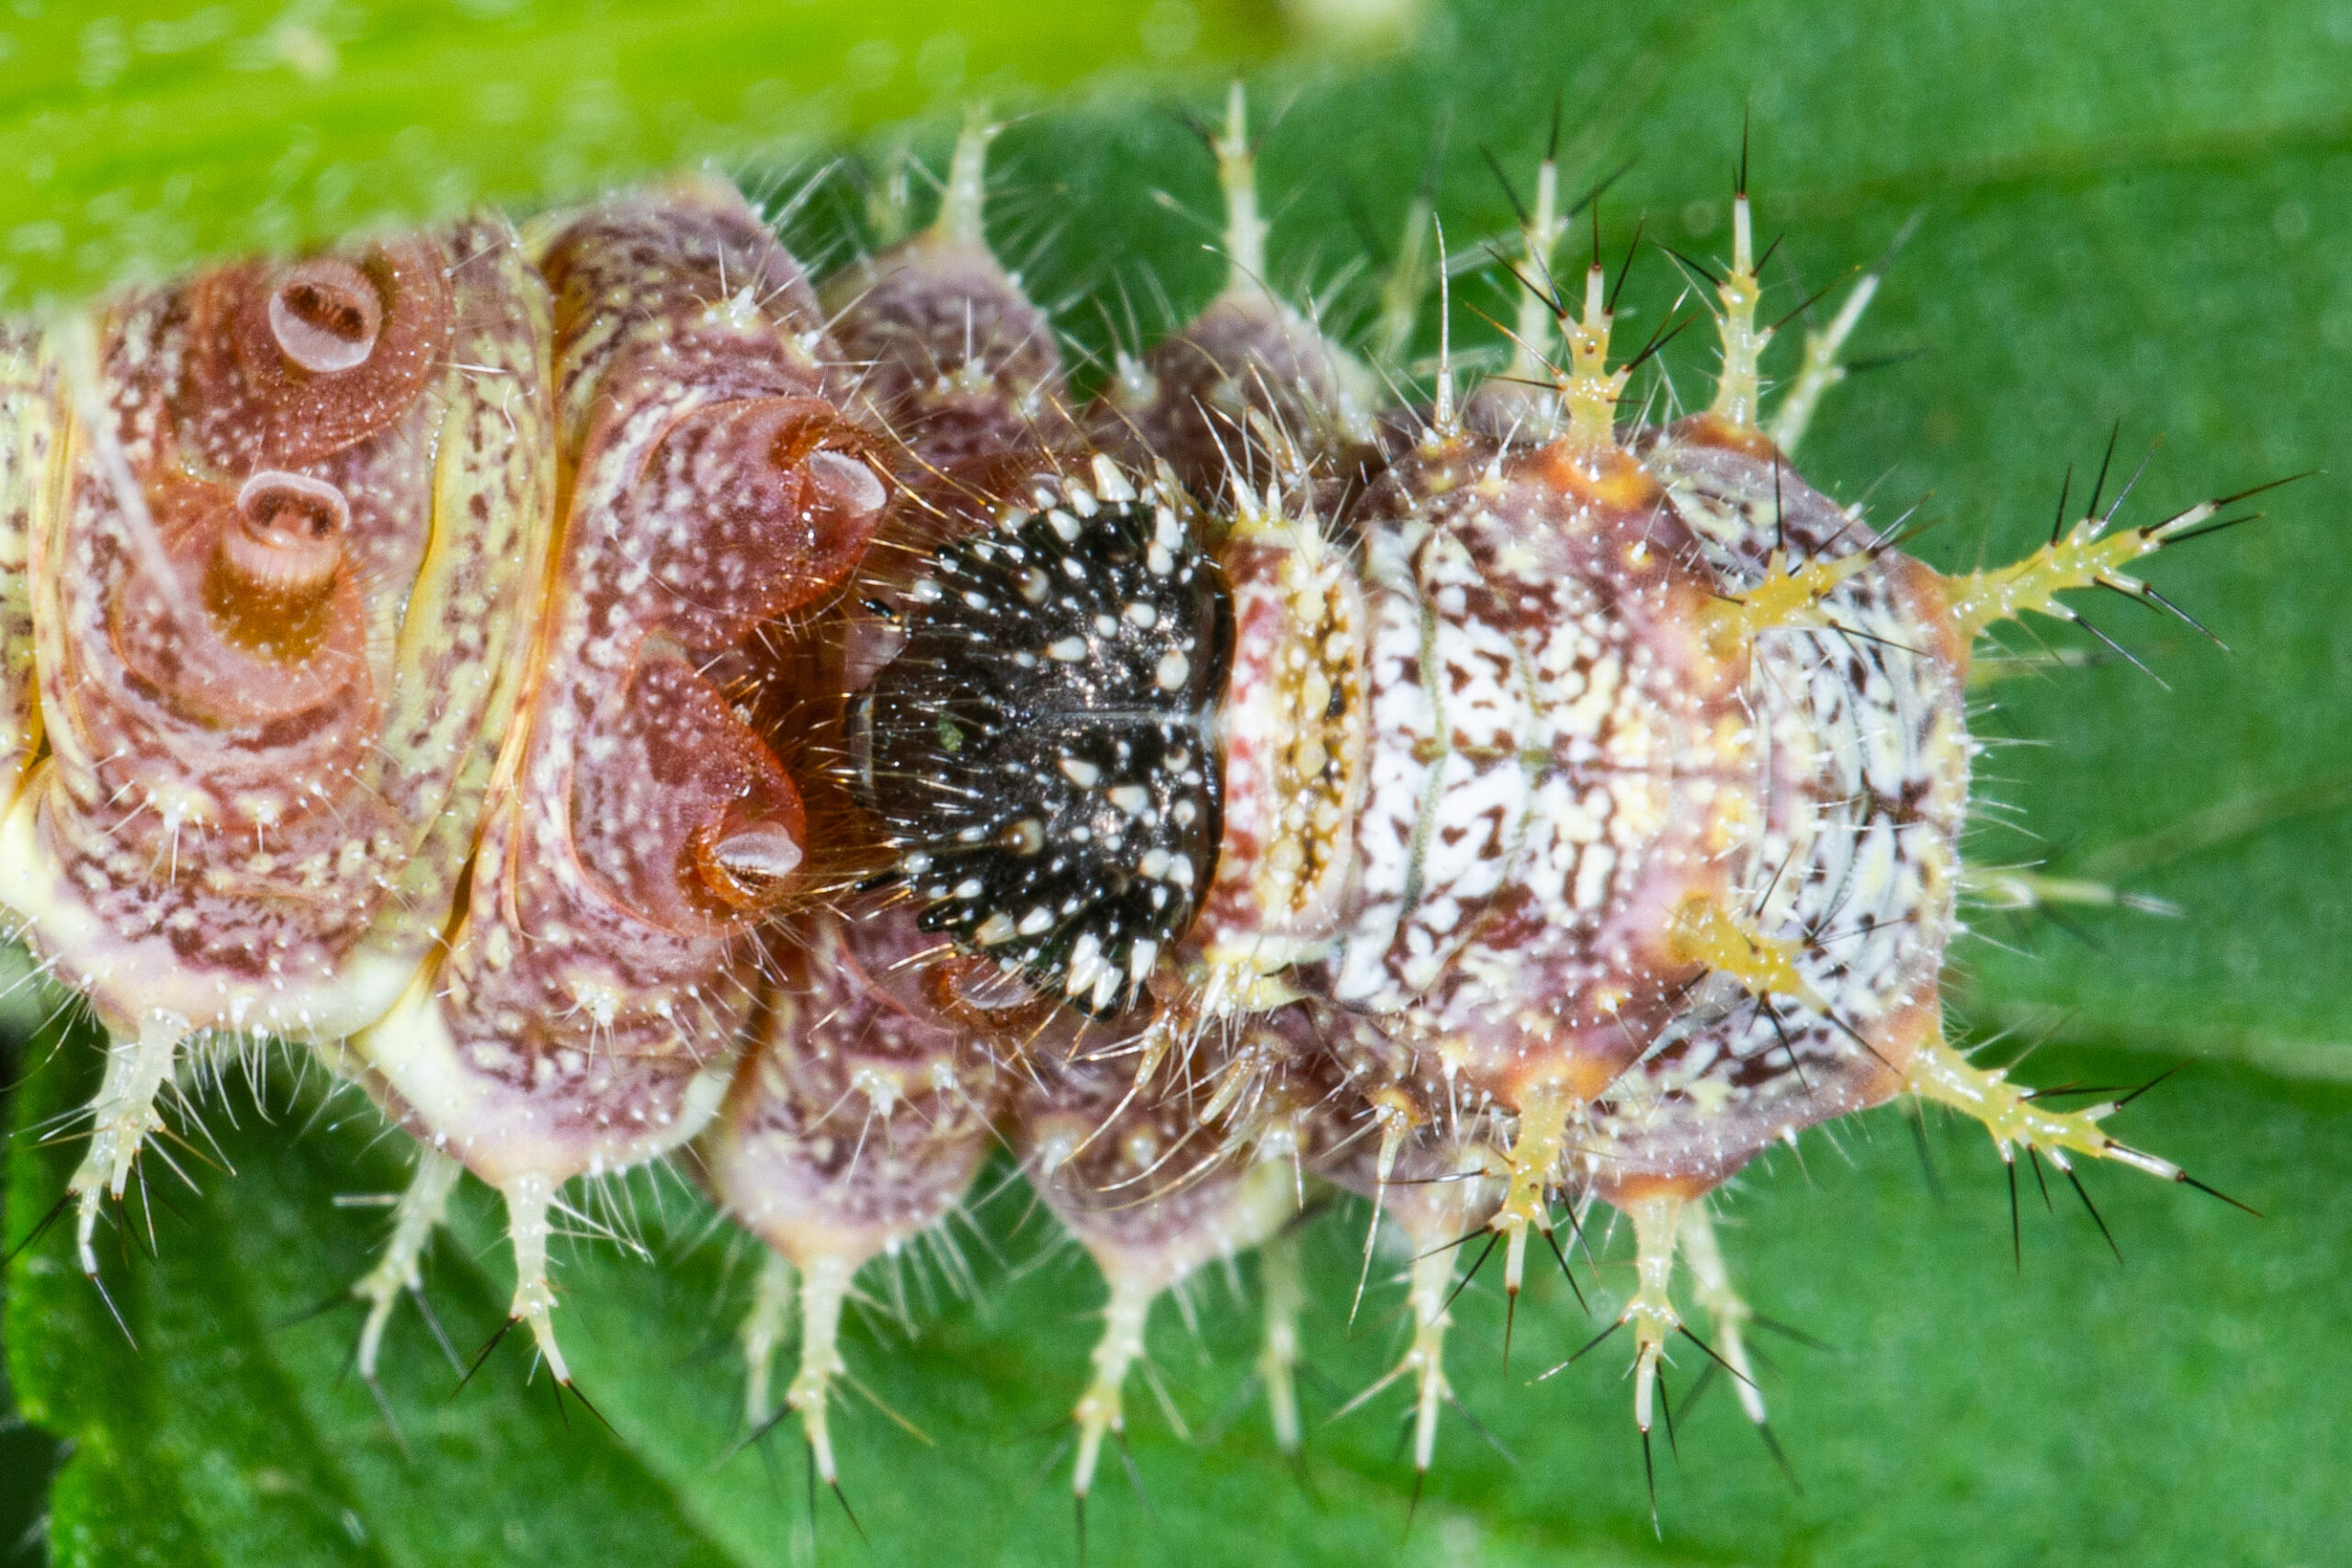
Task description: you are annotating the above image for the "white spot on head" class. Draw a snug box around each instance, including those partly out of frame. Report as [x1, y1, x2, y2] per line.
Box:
[1091, 455, 1136, 503]
[1066, 932, 1103, 995]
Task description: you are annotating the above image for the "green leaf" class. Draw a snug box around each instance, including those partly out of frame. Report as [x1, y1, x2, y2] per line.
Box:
[9, 0, 2352, 1563]
[0, 0, 1294, 307]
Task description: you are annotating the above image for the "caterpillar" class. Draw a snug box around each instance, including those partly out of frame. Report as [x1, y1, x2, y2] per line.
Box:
[0, 82, 2264, 1530]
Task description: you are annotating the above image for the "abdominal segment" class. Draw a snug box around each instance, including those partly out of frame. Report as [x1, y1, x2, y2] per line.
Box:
[5, 218, 550, 1040]
[354, 182, 888, 1190]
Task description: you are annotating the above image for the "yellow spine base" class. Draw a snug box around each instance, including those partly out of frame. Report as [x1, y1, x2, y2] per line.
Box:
[353, 1146, 464, 1384]
[1702, 547, 1875, 658]
[786, 1251, 857, 1486]
[1071, 1270, 1154, 1500]
[1255, 1227, 1306, 1455]
[740, 1247, 795, 1427]
[1491, 1080, 1575, 1300]
[1559, 261, 1628, 453]
[501, 1173, 571, 1388]
[1213, 81, 1270, 293]
[1679, 1204, 1769, 1426]
[934, 113, 999, 250]
[1623, 1192, 1687, 1437]
[68, 1009, 190, 1280]
[1666, 892, 1825, 1011]
[1768, 270, 1880, 456]
[1504, 152, 1566, 393]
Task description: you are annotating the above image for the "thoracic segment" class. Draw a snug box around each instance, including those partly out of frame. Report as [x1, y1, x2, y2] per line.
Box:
[699, 900, 1000, 1478]
[13, 88, 2239, 1500]
[1021, 1057, 1302, 1499]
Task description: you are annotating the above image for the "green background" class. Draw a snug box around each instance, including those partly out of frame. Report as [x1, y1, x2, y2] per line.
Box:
[6, 0, 2350, 1562]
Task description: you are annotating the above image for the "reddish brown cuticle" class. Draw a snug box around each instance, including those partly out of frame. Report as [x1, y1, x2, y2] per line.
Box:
[205, 470, 349, 660]
[188, 237, 452, 470]
[691, 815, 807, 914]
[804, 447, 887, 522]
[266, 256, 384, 374]
[224, 470, 345, 583]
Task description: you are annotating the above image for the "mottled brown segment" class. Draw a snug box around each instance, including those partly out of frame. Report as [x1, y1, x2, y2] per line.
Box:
[1571, 423, 1967, 1197]
[1087, 288, 1379, 506]
[1176, 412, 1966, 1210]
[352, 185, 886, 1187]
[1297, 428, 1748, 1111]
[1017, 1039, 1288, 1283]
[2, 217, 552, 1039]
[0, 326, 53, 805]
[827, 230, 1079, 527]
[702, 899, 999, 1263]
[181, 237, 453, 470]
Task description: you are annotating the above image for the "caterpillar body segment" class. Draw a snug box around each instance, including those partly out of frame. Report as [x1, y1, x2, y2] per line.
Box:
[348, 181, 889, 1376]
[16, 221, 546, 1038]
[1088, 83, 1383, 506]
[1014, 1038, 1308, 1501]
[10, 217, 559, 1277]
[1572, 422, 1972, 1198]
[822, 114, 1082, 525]
[698, 898, 1002, 1478]
[0, 323, 48, 807]
[807, 123, 1337, 1497]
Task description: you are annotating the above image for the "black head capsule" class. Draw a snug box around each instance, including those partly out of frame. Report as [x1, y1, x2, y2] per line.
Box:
[851, 479, 1234, 1017]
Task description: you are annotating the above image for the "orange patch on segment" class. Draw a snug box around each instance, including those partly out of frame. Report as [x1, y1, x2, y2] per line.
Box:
[1531, 438, 1666, 513]
[1671, 410, 1785, 461]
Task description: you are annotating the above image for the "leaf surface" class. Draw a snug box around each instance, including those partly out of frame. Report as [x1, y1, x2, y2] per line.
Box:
[0, 0, 1289, 305]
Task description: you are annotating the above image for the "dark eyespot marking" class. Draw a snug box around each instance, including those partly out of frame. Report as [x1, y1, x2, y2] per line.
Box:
[851, 484, 1232, 1016]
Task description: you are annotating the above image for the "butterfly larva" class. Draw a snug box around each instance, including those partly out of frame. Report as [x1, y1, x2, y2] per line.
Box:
[0, 82, 2263, 1527]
